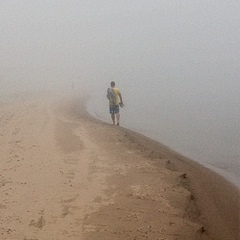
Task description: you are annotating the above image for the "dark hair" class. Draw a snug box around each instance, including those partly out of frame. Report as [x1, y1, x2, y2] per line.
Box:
[111, 81, 115, 87]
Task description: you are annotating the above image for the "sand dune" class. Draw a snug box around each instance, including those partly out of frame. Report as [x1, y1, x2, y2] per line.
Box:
[0, 94, 239, 240]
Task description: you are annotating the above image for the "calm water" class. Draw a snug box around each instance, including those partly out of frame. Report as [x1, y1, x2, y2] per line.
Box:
[87, 79, 240, 188]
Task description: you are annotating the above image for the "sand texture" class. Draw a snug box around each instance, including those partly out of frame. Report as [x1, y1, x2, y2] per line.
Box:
[0, 94, 239, 240]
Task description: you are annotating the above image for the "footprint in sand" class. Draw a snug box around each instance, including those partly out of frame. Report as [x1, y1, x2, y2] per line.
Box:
[29, 216, 46, 229]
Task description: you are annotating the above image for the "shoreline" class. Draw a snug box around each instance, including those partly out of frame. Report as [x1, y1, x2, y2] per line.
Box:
[83, 97, 240, 239]
[87, 99, 240, 190]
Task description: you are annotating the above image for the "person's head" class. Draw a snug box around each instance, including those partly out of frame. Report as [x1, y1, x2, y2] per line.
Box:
[110, 81, 115, 87]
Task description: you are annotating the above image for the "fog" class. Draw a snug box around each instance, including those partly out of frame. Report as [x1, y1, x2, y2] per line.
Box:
[1, 1, 240, 182]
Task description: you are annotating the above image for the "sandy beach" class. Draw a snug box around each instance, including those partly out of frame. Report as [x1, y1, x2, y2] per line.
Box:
[0, 93, 239, 240]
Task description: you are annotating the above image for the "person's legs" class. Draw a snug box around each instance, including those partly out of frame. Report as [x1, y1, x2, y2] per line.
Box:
[111, 113, 115, 125]
[110, 105, 115, 124]
[110, 105, 120, 125]
[116, 112, 120, 125]
[114, 105, 120, 125]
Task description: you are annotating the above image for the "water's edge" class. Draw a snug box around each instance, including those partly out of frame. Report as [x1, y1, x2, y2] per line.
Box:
[87, 100, 240, 190]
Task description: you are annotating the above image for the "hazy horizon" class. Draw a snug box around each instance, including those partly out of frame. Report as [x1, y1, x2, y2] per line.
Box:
[1, 1, 239, 90]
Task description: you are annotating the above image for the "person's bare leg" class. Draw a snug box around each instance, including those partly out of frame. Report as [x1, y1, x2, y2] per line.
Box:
[116, 113, 120, 125]
[111, 113, 115, 125]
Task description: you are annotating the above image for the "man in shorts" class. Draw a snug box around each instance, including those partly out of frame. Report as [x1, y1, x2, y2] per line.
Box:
[107, 81, 123, 126]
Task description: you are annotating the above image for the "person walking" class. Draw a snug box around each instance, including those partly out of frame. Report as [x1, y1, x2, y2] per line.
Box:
[106, 81, 124, 126]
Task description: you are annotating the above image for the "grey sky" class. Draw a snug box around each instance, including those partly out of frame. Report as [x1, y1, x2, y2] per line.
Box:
[1, 1, 239, 93]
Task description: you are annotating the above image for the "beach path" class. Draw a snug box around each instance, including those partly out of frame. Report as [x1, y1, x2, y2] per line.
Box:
[0, 95, 238, 240]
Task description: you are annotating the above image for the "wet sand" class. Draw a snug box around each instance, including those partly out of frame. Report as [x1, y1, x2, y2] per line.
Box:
[0, 93, 239, 240]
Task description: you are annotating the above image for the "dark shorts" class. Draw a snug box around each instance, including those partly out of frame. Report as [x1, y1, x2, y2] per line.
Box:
[109, 105, 119, 114]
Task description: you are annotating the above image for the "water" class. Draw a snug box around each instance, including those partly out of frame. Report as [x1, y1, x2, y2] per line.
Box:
[87, 80, 240, 188]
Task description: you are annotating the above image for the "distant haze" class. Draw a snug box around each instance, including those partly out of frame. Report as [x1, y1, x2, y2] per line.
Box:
[1, 1, 240, 182]
[1, 1, 239, 91]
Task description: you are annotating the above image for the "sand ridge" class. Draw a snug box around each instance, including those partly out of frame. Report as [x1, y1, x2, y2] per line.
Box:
[0, 94, 239, 240]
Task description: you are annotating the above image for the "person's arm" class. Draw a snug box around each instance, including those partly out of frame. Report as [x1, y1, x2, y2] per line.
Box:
[119, 93, 123, 104]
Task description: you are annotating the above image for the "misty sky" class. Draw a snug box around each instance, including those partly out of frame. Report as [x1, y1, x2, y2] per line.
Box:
[1, 1, 239, 94]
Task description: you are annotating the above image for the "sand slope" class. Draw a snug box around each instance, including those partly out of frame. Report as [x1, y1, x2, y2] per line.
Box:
[0, 95, 239, 240]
